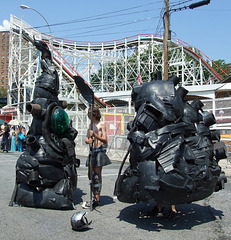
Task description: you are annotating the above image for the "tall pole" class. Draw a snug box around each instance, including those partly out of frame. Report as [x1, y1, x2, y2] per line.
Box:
[20, 5, 53, 60]
[20, 5, 52, 36]
[164, 0, 169, 80]
[163, 0, 210, 80]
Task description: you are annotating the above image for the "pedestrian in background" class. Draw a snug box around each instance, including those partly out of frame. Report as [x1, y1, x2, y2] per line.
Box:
[17, 126, 25, 152]
[10, 126, 17, 151]
[1, 122, 10, 153]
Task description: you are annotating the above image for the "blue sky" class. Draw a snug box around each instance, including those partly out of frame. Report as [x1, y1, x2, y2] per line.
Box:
[0, 0, 230, 63]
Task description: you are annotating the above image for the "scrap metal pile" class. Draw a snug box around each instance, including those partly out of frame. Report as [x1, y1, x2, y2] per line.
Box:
[114, 73, 227, 205]
[10, 38, 79, 209]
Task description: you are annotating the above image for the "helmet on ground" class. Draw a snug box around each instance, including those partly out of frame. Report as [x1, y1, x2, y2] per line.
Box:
[71, 211, 92, 230]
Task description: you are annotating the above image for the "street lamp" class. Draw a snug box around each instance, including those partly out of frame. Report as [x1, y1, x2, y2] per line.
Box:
[189, 0, 210, 9]
[20, 4, 53, 59]
[20, 5, 52, 36]
[163, 0, 211, 80]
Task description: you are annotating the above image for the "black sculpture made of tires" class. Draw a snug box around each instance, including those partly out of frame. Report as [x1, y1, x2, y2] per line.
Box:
[114, 73, 227, 205]
[10, 38, 79, 210]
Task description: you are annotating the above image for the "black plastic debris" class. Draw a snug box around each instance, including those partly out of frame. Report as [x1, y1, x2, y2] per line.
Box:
[9, 38, 79, 210]
[114, 73, 226, 205]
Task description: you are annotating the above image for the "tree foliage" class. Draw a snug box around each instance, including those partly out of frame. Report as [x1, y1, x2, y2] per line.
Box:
[0, 88, 7, 108]
[90, 43, 230, 89]
[212, 59, 231, 80]
[90, 44, 163, 91]
[0, 88, 7, 98]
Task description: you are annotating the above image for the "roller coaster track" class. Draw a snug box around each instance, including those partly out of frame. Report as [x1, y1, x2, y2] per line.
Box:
[19, 30, 225, 110]
[9, 15, 227, 124]
[48, 33, 224, 85]
[21, 29, 109, 108]
[174, 38, 228, 82]
[51, 45, 111, 108]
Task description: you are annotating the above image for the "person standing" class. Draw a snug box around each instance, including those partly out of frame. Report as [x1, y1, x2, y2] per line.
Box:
[17, 126, 25, 152]
[10, 126, 17, 151]
[149, 201, 178, 218]
[0, 124, 5, 149]
[1, 122, 10, 153]
[83, 107, 111, 209]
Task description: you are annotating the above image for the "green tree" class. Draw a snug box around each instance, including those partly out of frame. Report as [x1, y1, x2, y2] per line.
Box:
[90, 43, 163, 90]
[0, 88, 7, 108]
[90, 44, 230, 88]
[0, 88, 7, 98]
[212, 59, 231, 80]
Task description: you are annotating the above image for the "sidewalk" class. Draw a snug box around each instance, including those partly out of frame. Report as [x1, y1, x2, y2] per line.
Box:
[76, 146, 231, 178]
[217, 158, 231, 178]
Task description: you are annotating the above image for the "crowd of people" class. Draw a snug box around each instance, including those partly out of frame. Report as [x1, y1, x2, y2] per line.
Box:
[0, 122, 26, 153]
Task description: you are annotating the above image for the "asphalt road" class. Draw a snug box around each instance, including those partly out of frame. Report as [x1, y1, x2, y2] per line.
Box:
[0, 151, 231, 240]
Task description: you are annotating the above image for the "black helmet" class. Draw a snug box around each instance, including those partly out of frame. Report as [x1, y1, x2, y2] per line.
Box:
[71, 211, 92, 230]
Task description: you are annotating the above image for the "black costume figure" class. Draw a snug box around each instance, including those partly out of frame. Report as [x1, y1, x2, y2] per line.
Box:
[114, 73, 227, 205]
[10, 38, 79, 210]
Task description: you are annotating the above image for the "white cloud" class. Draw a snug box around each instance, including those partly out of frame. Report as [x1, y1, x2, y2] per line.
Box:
[0, 19, 10, 31]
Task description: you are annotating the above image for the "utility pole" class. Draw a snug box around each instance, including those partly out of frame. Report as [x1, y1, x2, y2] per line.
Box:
[163, 0, 169, 80]
[163, 0, 210, 81]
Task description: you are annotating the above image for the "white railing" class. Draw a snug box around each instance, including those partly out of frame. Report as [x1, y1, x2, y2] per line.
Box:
[74, 98, 231, 162]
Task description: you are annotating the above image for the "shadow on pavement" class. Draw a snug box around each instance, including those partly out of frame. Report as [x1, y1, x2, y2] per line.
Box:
[73, 188, 86, 205]
[100, 195, 115, 206]
[118, 202, 224, 231]
[73, 188, 115, 207]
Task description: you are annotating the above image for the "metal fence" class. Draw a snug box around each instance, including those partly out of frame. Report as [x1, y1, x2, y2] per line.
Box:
[74, 97, 231, 163]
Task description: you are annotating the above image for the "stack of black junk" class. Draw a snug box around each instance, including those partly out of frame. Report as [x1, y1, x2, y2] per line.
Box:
[10, 39, 79, 209]
[114, 72, 227, 205]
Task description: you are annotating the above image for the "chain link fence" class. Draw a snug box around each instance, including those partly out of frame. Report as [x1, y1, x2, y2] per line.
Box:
[74, 98, 231, 163]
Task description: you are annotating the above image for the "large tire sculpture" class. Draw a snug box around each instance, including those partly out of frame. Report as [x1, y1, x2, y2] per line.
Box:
[10, 39, 79, 210]
[114, 72, 227, 205]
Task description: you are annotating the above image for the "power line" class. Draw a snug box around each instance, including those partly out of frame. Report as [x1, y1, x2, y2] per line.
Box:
[169, 0, 194, 8]
[22, 1, 172, 41]
[63, 16, 158, 38]
[66, 29, 156, 39]
[154, 3, 165, 36]
[32, 2, 163, 30]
